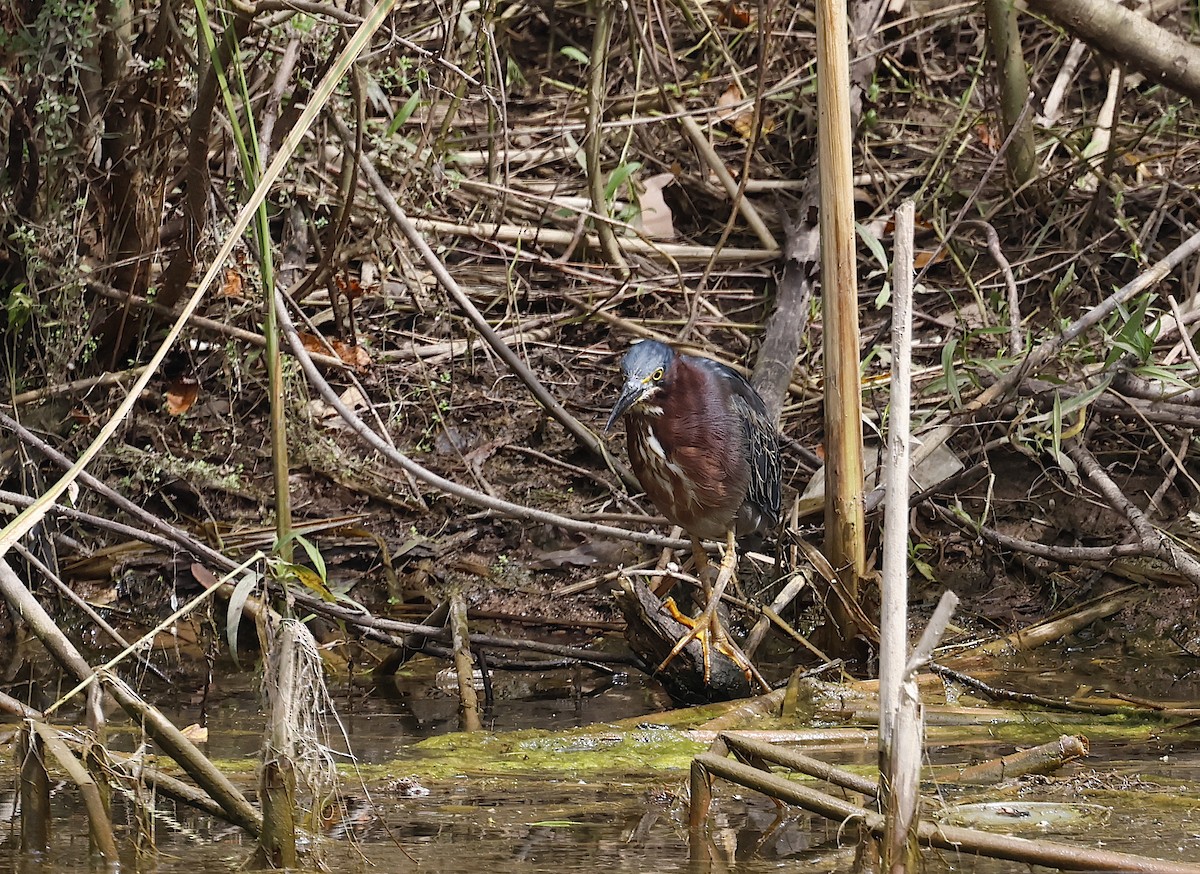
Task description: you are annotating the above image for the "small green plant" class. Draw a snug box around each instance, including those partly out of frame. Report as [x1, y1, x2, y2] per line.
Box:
[909, 541, 936, 582]
[1102, 293, 1157, 366]
[855, 221, 892, 308]
[271, 533, 330, 594]
[5, 284, 33, 331]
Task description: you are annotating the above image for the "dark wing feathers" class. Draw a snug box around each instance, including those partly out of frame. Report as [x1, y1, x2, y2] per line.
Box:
[695, 357, 782, 530]
[731, 393, 782, 529]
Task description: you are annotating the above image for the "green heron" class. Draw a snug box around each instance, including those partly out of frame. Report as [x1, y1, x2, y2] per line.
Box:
[605, 339, 781, 686]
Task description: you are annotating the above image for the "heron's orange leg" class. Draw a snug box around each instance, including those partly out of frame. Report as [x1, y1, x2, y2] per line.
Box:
[657, 531, 769, 692]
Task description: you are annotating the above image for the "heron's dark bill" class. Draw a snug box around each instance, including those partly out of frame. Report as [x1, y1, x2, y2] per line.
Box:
[605, 381, 647, 433]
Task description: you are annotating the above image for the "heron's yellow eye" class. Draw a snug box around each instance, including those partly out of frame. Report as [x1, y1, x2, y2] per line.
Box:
[652, 367, 664, 381]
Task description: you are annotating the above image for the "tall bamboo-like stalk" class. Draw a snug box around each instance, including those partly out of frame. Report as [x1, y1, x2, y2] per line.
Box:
[815, 0, 866, 645]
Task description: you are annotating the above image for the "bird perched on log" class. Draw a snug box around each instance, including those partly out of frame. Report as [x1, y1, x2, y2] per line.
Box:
[605, 339, 781, 692]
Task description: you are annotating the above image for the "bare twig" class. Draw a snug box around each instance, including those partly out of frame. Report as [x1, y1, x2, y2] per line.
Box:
[1064, 439, 1200, 586]
[326, 111, 639, 491]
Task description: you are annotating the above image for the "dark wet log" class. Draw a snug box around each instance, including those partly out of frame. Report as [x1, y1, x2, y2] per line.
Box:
[614, 577, 751, 704]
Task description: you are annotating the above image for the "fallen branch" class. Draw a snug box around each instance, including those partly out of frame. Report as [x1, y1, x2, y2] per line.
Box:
[1027, 0, 1200, 102]
[931, 663, 1141, 715]
[1065, 438, 1200, 587]
[954, 734, 1090, 785]
[692, 742, 1200, 872]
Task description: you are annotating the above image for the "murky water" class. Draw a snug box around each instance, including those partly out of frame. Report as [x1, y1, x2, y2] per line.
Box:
[2, 644, 1200, 872]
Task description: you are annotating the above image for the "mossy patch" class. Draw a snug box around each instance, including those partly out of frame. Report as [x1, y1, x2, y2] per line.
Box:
[399, 725, 707, 780]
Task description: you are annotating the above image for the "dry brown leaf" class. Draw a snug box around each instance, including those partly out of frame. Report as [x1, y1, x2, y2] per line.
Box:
[220, 268, 244, 299]
[717, 83, 744, 113]
[165, 377, 199, 415]
[180, 723, 209, 743]
[335, 273, 366, 301]
[307, 386, 371, 429]
[191, 563, 219, 589]
[715, 83, 775, 139]
[974, 123, 999, 151]
[913, 249, 947, 269]
[331, 339, 371, 371]
[718, 2, 753, 27]
[299, 332, 329, 355]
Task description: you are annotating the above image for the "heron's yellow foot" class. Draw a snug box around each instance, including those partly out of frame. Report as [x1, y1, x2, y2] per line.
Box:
[656, 535, 760, 687]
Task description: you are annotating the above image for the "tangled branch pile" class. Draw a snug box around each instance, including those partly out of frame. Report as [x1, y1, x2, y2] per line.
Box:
[1, 0, 1199, 670]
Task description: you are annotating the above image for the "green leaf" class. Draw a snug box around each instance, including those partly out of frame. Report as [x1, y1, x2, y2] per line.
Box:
[294, 534, 328, 583]
[604, 161, 642, 203]
[6, 284, 32, 331]
[560, 46, 589, 65]
[855, 221, 889, 275]
[1058, 374, 1112, 416]
[940, 337, 961, 407]
[1133, 364, 1195, 392]
[387, 90, 422, 137]
[1050, 264, 1076, 309]
[279, 563, 336, 601]
[1107, 293, 1156, 365]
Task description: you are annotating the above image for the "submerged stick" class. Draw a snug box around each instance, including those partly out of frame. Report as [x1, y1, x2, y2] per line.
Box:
[693, 751, 1200, 873]
[450, 593, 483, 732]
[102, 671, 263, 836]
[31, 721, 118, 863]
[108, 753, 229, 822]
[18, 724, 49, 855]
